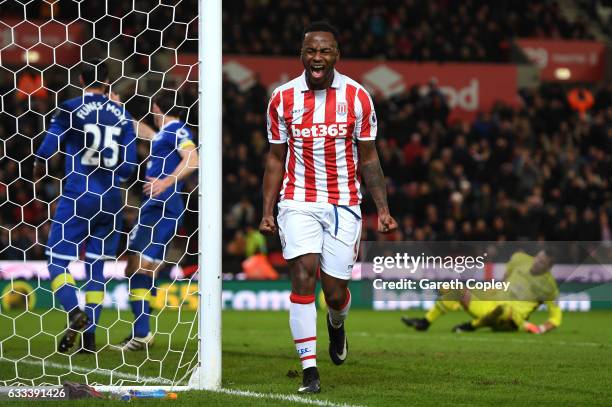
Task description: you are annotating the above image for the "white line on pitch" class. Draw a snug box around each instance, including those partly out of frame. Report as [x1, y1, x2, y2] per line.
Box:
[0, 358, 362, 407]
[238, 328, 608, 348]
[0, 358, 173, 385]
[215, 388, 363, 407]
[354, 331, 608, 348]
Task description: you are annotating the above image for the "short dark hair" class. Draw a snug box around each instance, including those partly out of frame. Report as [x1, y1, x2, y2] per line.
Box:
[153, 89, 184, 118]
[303, 21, 339, 42]
[80, 59, 109, 88]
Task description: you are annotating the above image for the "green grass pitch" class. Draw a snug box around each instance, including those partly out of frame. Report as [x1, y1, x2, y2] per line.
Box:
[1, 309, 611, 406]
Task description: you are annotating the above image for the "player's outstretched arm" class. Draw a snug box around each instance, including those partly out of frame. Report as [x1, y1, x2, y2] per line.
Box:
[358, 140, 397, 233]
[134, 120, 156, 140]
[259, 143, 287, 235]
[542, 300, 562, 332]
[524, 300, 561, 334]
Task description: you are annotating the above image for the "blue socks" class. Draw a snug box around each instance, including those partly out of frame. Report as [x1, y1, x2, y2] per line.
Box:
[84, 259, 105, 333]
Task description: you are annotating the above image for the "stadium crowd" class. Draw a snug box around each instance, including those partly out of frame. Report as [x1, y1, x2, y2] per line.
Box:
[223, 0, 595, 62]
[579, 0, 612, 38]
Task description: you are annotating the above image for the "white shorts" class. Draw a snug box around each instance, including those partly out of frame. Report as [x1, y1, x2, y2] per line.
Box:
[277, 200, 362, 280]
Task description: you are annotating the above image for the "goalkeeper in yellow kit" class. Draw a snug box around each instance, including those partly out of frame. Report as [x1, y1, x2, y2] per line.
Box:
[402, 251, 562, 334]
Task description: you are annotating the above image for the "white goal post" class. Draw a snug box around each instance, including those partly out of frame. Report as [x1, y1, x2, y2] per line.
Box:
[197, 0, 223, 391]
[0, 0, 222, 395]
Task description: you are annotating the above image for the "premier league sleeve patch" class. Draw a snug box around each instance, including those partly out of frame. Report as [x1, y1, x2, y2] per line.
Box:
[369, 110, 377, 127]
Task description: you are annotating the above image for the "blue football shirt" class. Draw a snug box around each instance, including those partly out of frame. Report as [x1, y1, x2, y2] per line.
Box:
[36, 92, 137, 198]
[145, 120, 195, 204]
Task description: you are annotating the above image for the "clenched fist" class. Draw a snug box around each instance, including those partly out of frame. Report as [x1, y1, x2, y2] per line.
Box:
[259, 216, 277, 235]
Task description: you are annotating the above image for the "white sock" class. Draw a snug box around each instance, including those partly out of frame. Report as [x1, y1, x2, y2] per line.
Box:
[328, 289, 351, 328]
[289, 294, 317, 369]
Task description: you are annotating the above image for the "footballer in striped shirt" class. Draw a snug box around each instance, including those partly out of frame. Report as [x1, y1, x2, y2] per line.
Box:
[259, 21, 398, 394]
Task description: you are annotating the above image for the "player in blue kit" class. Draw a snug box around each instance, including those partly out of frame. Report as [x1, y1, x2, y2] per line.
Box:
[34, 59, 137, 353]
[115, 90, 199, 351]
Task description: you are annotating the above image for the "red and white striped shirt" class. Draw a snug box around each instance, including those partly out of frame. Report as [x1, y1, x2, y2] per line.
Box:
[267, 70, 377, 206]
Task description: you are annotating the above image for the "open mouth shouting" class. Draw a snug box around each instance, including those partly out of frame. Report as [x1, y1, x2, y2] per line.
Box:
[310, 63, 326, 80]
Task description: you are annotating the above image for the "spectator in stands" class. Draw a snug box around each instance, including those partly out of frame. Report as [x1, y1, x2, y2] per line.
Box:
[221, 0, 593, 62]
[16, 68, 48, 101]
[567, 87, 595, 119]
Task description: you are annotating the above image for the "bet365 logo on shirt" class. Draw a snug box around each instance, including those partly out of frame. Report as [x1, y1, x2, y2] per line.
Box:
[291, 123, 348, 138]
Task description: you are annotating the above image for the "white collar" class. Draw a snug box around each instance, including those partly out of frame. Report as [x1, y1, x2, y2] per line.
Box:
[297, 69, 343, 92]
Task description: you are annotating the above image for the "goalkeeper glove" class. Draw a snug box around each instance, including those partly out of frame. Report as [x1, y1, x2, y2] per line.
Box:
[523, 322, 548, 334]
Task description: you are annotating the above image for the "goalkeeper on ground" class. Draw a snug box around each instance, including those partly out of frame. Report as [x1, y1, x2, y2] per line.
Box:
[402, 251, 562, 334]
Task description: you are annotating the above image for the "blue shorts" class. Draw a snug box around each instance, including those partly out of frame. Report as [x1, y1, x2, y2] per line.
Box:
[46, 192, 123, 261]
[128, 199, 183, 263]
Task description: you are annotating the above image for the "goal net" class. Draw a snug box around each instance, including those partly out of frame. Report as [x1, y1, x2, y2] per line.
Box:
[0, 0, 220, 392]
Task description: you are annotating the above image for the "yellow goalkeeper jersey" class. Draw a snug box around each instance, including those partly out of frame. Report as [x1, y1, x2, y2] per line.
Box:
[503, 252, 562, 327]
